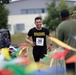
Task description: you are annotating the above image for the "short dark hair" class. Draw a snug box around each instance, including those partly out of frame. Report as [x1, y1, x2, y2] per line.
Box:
[35, 16, 42, 22]
[60, 9, 70, 18]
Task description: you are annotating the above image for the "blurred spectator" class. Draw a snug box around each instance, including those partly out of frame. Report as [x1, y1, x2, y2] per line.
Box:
[2, 32, 11, 48]
[72, 11, 76, 19]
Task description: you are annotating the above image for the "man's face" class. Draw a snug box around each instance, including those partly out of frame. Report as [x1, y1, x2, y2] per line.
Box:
[4, 34, 8, 38]
[35, 19, 42, 29]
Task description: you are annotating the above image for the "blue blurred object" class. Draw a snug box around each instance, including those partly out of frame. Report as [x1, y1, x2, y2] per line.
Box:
[31, 66, 66, 75]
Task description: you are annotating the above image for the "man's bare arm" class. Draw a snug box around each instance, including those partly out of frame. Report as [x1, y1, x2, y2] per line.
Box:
[25, 35, 35, 46]
[48, 33, 52, 51]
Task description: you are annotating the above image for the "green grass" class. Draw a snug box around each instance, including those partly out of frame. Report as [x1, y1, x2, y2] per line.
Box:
[11, 33, 26, 46]
[11, 33, 63, 68]
[11, 33, 74, 75]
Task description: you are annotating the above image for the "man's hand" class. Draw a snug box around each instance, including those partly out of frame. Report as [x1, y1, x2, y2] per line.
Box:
[30, 41, 35, 47]
[48, 45, 52, 51]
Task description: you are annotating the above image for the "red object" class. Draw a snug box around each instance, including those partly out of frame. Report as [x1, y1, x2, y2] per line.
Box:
[51, 48, 69, 60]
[20, 43, 27, 49]
[66, 54, 76, 63]
[18, 57, 31, 64]
[0, 68, 13, 75]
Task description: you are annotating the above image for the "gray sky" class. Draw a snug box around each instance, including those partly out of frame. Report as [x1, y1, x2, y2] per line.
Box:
[12, 0, 76, 1]
[12, 0, 18, 1]
[12, 0, 76, 2]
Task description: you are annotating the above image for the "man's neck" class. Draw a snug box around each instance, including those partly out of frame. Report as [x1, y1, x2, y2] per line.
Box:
[36, 27, 42, 30]
[62, 17, 70, 21]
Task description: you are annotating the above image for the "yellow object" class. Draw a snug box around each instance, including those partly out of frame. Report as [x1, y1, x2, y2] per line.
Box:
[25, 62, 39, 73]
[18, 48, 26, 55]
[49, 37, 76, 51]
[26, 46, 29, 51]
[1, 48, 11, 60]
[18, 46, 29, 55]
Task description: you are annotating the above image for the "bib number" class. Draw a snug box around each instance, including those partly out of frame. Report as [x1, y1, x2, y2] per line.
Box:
[36, 38, 44, 46]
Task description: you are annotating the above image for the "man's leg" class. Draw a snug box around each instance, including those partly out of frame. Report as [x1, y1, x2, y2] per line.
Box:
[33, 48, 40, 62]
[39, 47, 47, 62]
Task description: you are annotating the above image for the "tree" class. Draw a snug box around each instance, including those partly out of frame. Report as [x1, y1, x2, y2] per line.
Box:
[0, 0, 11, 28]
[43, 0, 60, 31]
[70, 5, 76, 15]
[0, 0, 11, 4]
[43, 0, 69, 31]
[57, 0, 68, 10]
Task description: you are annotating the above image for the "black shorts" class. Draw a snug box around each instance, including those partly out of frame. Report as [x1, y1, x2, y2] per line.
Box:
[33, 47, 47, 62]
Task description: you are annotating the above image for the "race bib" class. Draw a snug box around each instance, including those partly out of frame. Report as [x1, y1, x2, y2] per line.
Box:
[36, 38, 44, 46]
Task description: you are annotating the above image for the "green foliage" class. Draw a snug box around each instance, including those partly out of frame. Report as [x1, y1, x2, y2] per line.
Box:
[73, 5, 76, 10]
[43, 0, 61, 31]
[70, 5, 76, 15]
[0, 4, 9, 28]
[0, 0, 11, 4]
[57, 0, 68, 10]
[43, 0, 69, 31]
[0, 0, 11, 28]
